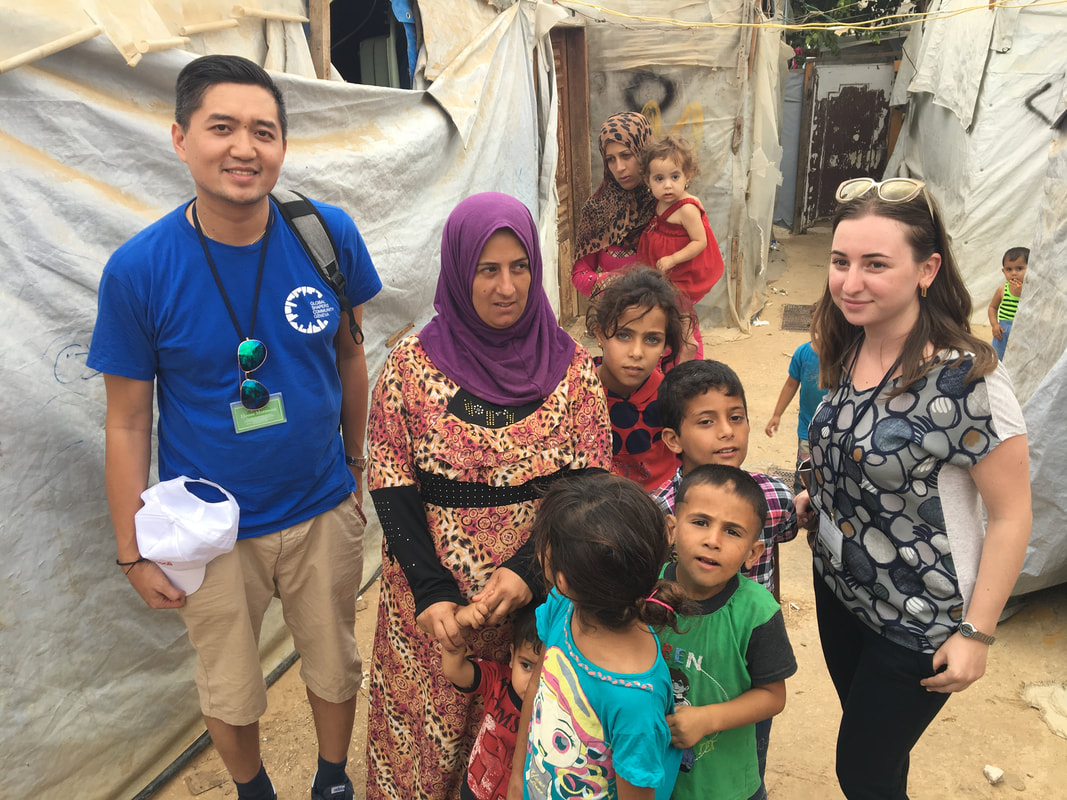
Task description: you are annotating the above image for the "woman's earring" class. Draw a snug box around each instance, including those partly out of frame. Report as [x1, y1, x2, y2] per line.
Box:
[921, 285, 928, 298]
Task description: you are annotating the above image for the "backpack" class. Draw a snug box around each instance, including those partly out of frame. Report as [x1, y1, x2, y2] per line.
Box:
[271, 189, 364, 344]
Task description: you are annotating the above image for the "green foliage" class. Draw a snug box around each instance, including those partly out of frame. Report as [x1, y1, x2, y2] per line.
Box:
[787, 0, 906, 56]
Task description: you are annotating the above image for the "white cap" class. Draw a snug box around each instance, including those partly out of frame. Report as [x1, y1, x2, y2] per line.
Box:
[135, 477, 239, 595]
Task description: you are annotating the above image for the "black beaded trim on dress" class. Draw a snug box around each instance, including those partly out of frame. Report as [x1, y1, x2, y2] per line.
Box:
[447, 389, 544, 428]
[416, 467, 569, 508]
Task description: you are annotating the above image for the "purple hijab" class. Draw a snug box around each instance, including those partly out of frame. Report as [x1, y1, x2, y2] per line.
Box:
[419, 193, 576, 406]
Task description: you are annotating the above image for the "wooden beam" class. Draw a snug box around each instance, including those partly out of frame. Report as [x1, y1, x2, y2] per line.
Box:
[307, 0, 330, 80]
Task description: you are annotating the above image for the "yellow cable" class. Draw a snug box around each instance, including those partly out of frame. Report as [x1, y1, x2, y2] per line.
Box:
[556, 0, 1066, 33]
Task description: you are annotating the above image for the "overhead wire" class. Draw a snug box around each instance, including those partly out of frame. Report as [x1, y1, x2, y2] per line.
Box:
[555, 0, 1066, 34]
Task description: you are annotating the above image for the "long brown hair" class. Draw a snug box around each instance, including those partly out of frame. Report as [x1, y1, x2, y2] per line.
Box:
[811, 188, 996, 395]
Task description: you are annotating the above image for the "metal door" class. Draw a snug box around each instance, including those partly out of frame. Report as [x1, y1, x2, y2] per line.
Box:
[800, 62, 896, 229]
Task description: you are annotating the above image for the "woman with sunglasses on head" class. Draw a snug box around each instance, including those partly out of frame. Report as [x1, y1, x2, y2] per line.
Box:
[795, 178, 1031, 799]
[364, 192, 611, 800]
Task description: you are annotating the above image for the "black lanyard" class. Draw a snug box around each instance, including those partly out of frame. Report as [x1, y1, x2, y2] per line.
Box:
[191, 200, 273, 344]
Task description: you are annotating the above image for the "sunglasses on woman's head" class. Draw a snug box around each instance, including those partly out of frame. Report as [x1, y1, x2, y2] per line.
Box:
[237, 338, 269, 410]
[836, 177, 936, 221]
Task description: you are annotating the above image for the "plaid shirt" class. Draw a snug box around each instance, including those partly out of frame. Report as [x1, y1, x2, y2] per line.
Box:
[652, 467, 798, 591]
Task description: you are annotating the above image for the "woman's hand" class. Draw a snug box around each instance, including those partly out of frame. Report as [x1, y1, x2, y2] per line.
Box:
[471, 567, 533, 626]
[921, 633, 989, 693]
[416, 601, 465, 651]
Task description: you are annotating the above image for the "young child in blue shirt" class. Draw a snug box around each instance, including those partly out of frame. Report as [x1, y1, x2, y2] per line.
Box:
[508, 472, 693, 800]
[765, 336, 827, 493]
[660, 465, 797, 800]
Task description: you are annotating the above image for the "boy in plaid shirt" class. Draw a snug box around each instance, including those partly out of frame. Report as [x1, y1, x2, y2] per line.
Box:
[652, 359, 797, 795]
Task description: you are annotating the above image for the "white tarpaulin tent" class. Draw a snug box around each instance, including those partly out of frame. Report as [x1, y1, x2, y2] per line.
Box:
[0, 1, 563, 796]
[886, 0, 1067, 593]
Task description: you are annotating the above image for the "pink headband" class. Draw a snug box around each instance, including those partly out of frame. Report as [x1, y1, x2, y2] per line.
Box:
[645, 589, 674, 613]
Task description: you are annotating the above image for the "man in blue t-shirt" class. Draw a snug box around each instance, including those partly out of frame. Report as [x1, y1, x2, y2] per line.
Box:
[87, 55, 381, 800]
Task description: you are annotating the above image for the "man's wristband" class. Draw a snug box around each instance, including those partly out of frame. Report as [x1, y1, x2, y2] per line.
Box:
[116, 557, 149, 576]
[345, 454, 367, 470]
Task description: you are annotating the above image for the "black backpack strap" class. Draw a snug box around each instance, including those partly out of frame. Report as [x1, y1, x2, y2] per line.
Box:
[271, 189, 364, 344]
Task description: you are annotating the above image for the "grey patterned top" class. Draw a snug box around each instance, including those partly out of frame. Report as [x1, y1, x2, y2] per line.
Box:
[810, 352, 1026, 652]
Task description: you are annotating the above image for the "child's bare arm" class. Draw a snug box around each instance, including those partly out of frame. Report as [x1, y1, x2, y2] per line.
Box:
[439, 645, 476, 690]
[616, 776, 655, 800]
[507, 647, 546, 800]
[766, 376, 800, 437]
[666, 680, 787, 749]
[657, 203, 708, 271]
[988, 284, 1005, 338]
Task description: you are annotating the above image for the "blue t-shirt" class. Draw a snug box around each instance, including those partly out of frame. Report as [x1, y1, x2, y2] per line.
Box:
[524, 590, 682, 800]
[87, 198, 382, 538]
[789, 341, 826, 440]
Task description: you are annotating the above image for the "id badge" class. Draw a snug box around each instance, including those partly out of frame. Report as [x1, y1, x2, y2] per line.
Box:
[231, 393, 287, 433]
[817, 511, 845, 565]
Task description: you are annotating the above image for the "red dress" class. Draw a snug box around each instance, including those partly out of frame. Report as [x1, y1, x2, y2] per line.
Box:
[637, 198, 724, 303]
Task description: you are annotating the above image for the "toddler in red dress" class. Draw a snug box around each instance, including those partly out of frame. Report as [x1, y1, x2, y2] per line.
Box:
[637, 135, 725, 362]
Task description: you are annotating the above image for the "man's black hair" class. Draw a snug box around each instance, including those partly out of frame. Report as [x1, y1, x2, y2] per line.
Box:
[175, 54, 288, 140]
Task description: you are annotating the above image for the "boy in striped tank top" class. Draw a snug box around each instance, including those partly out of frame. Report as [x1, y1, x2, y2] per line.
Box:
[987, 246, 1028, 361]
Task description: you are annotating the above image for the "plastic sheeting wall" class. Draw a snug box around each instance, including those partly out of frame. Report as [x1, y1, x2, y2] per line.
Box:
[886, 3, 1067, 326]
[0, 3, 557, 795]
[887, 3, 1067, 593]
[585, 0, 791, 330]
[1004, 83, 1067, 594]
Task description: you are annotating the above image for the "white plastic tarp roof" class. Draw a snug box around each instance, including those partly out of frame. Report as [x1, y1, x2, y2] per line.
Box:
[0, 2, 560, 796]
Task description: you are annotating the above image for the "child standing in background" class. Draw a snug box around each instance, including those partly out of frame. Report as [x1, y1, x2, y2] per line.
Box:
[588, 268, 685, 490]
[987, 246, 1028, 361]
[661, 465, 797, 800]
[637, 136, 725, 363]
[441, 606, 543, 800]
[765, 333, 827, 493]
[509, 473, 692, 800]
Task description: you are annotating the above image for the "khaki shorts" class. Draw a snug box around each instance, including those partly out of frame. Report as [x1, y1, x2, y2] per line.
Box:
[178, 494, 365, 725]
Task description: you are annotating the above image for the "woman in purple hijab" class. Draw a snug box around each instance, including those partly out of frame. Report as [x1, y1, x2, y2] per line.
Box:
[365, 193, 611, 800]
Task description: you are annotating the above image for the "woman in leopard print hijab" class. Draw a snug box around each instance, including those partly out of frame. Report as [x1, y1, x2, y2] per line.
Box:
[572, 112, 656, 297]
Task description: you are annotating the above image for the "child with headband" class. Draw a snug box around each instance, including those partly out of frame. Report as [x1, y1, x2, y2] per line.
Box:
[508, 473, 693, 799]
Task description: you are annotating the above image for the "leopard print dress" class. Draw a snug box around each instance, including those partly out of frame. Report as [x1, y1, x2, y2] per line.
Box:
[365, 336, 611, 800]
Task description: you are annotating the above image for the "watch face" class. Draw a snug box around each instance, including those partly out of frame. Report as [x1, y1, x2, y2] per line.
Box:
[960, 622, 975, 637]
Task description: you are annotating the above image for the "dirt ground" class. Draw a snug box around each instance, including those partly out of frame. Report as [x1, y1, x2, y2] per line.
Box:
[154, 229, 1067, 800]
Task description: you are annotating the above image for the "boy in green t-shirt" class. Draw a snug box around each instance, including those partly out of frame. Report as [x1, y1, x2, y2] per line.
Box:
[987, 246, 1028, 362]
[660, 465, 797, 800]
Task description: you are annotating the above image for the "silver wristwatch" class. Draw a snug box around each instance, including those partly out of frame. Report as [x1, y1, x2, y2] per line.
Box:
[959, 621, 995, 645]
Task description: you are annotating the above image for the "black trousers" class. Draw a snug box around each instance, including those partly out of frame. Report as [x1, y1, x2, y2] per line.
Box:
[813, 575, 951, 800]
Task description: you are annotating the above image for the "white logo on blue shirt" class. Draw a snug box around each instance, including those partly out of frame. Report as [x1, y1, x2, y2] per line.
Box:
[284, 286, 333, 334]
